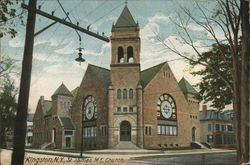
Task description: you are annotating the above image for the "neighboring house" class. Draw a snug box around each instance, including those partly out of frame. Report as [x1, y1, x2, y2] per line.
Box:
[199, 105, 235, 148]
[5, 128, 13, 148]
[4, 113, 34, 148]
[32, 84, 77, 149]
[26, 114, 34, 146]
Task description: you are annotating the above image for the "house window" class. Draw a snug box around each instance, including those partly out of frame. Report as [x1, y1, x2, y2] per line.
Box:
[145, 126, 152, 136]
[123, 107, 128, 112]
[83, 126, 96, 137]
[127, 46, 134, 63]
[123, 89, 127, 99]
[215, 124, 220, 131]
[208, 124, 212, 132]
[129, 89, 133, 99]
[129, 107, 133, 112]
[100, 125, 107, 136]
[64, 130, 73, 135]
[207, 135, 213, 143]
[117, 47, 124, 63]
[117, 89, 121, 99]
[117, 107, 121, 112]
[221, 125, 225, 131]
[157, 125, 177, 136]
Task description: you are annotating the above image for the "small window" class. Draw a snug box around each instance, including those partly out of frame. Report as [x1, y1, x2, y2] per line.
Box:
[123, 89, 127, 99]
[123, 107, 128, 112]
[117, 89, 121, 99]
[129, 89, 133, 99]
[117, 47, 124, 63]
[129, 107, 133, 112]
[127, 46, 134, 63]
[208, 124, 212, 132]
[145, 126, 152, 136]
[117, 107, 121, 112]
[100, 125, 107, 136]
[215, 124, 220, 131]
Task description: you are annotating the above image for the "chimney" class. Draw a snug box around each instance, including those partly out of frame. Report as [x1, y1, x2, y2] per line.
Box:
[202, 105, 207, 119]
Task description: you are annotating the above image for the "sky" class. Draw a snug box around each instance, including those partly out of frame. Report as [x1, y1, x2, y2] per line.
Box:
[1, 0, 230, 113]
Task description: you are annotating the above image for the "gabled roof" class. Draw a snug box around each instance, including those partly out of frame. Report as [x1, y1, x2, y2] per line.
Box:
[88, 64, 111, 89]
[178, 77, 198, 95]
[140, 62, 165, 88]
[71, 87, 79, 98]
[42, 100, 52, 116]
[59, 117, 75, 130]
[199, 109, 233, 121]
[112, 5, 139, 32]
[52, 83, 73, 97]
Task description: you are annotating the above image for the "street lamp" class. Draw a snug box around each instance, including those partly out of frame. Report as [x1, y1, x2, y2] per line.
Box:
[75, 47, 85, 64]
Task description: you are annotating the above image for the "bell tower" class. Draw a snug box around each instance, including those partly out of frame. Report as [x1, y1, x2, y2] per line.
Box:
[108, 5, 143, 148]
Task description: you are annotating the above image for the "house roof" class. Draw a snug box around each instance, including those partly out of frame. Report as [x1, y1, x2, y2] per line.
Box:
[59, 117, 75, 130]
[71, 87, 79, 98]
[112, 5, 139, 32]
[42, 100, 52, 116]
[178, 77, 198, 95]
[52, 83, 73, 97]
[140, 62, 165, 88]
[27, 114, 34, 122]
[88, 64, 111, 89]
[199, 109, 233, 121]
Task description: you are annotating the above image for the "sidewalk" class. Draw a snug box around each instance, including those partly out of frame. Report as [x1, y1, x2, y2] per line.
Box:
[0, 148, 236, 165]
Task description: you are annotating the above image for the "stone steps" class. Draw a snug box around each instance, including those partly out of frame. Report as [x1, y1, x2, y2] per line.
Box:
[114, 141, 139, 150]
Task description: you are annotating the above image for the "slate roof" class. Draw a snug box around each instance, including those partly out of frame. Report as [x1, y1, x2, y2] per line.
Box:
[199, 109, 233, 121]
[71, 87, 79, 98]
[112, 5, 139, 32]
[42, 100, 52, 116]
[178, 77, 198, 95]
[140, 62, 165, 88]
[88, 64, 111, 89]
[52, 83, 73, 97]
[59, 117, 75, 130]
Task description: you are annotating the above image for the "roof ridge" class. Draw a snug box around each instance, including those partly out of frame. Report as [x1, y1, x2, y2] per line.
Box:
[88, 63, 110, 71]
[141, 62, 166, 72]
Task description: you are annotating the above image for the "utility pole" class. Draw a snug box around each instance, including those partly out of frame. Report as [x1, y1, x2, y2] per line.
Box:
[12, 1, 109, 163]
[11, 0, 37, 164]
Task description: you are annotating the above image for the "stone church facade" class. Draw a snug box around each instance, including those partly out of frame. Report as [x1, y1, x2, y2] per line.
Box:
[33, 5, 201, 150]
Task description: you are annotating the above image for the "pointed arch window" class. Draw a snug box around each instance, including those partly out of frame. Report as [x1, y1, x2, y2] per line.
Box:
[117, 89, 121, 99]
[117, 47, 124, 63]
[127, 46, 134, 63]
[123, 89, 127, 99]
[129, 89, 133, 99]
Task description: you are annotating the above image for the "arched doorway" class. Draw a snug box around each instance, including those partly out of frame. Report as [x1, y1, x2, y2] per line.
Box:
[120, 121, 131, 141]
[52, 128, 56, 143]
[192, 127, 196, 141]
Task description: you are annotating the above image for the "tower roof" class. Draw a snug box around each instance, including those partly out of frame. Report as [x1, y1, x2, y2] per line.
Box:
[112, 5, 139, 32]
[52, 83, 73, 97]
[178, 77, 198, 95]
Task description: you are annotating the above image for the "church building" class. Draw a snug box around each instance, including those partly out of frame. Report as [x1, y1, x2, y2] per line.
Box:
[33, 5, 201, 150]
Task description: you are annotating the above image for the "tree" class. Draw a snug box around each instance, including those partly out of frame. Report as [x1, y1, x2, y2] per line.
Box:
[0, 0, 23, 38]
[190, 43, 234, 110]
[0, 78, 17, 148]
[0, 55, 16, 78]
[156, 0, 249, 164]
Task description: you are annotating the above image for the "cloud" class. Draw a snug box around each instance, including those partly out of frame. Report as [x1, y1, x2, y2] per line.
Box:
[33, 53, 60, 62]
[148, 13, 169, 23]
[8, 36, 24, 48]
[54, 41, 75, 55]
